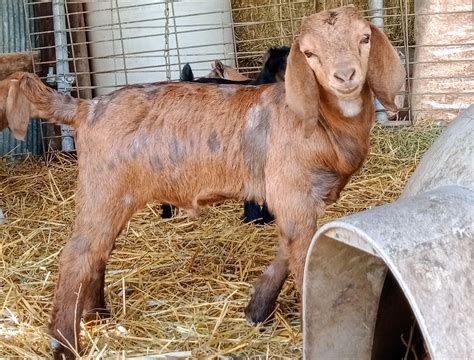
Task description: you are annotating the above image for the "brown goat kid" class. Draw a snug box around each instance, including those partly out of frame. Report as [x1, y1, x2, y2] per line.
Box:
[0, 6, 404, 359]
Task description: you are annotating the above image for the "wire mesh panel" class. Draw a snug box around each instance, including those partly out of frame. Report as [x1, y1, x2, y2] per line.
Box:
[25, 0, 235, 97]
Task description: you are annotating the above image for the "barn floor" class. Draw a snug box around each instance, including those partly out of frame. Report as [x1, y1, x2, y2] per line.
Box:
[0, 125, 441, 359]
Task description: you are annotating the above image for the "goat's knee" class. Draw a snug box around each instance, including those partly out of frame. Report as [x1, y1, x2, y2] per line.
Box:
[286, 224, 317, 292]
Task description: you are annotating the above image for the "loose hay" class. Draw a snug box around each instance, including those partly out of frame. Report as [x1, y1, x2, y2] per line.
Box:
[0, 124, 442, 358]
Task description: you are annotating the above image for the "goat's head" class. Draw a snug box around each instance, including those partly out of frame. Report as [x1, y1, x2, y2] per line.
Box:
[0, 73, 36, 140]
[208, 60, 250, 81]
[0, 76, 30, 140]
[285, 5, 405, 133]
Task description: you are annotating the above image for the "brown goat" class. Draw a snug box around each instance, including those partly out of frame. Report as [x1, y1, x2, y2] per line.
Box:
[0, 6, 404, 359]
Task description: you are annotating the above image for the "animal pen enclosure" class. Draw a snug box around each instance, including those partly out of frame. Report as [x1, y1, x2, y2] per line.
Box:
[0, 0, 471, 359]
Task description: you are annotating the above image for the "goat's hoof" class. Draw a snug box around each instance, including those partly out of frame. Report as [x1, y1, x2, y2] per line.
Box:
[83, 307, 111, 323]
[244, 297, 276, 325]
[50, 338, 76, 360]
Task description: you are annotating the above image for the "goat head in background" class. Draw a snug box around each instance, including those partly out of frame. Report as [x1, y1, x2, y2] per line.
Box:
[0, 5, 405, 359]
[0, 73, 35, 140]
[207, 59, 250, 81]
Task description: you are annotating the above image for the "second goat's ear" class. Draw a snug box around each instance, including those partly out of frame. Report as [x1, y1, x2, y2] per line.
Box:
[6, 79, 31, 141]
[285, 39, 319, 137]
[367, 23, 405, 112]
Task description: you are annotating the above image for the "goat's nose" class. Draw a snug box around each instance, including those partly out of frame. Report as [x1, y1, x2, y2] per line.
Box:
[333, 68, 356, 83]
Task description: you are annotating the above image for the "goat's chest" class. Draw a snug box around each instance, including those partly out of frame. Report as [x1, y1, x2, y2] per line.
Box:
[309, 167, 350, 208]
[307, 133, 369, 207]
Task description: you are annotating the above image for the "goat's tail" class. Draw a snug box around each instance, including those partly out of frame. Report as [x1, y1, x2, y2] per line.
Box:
[1, 72, 88, 140]
[16, 72, 86, 127]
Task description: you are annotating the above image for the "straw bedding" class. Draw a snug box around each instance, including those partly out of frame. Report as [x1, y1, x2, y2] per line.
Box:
[0, 125, 441, 359]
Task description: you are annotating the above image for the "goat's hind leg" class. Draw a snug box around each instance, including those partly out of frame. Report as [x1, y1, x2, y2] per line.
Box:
[242, 200, 263, 224]
[49, 192, 138, 359]
[82, 264, 110, 323]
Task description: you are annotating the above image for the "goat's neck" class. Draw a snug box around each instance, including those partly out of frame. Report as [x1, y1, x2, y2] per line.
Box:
[317, 83, 374, 174]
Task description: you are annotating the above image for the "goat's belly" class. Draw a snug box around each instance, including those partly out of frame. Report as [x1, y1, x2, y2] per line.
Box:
[151, 162, 246, 209]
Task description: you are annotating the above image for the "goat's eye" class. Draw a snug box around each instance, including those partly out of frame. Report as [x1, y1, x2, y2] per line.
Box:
[361, 34, 370, 44]
[304, 50, 314, 58]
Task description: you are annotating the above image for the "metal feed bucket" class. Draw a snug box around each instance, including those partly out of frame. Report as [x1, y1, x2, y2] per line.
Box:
[303, 105, 474, 359]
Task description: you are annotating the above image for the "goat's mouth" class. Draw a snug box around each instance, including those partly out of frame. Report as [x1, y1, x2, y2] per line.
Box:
[331, 84, 362, 98]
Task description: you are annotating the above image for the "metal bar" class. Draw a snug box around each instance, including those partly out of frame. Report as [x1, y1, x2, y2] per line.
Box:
[170, 2, 182, 75]
[228, 0, 240, 69]
[52, 0, 74, 151]
[164, 0, 171, 81]
[400, 0, 413, 123]
[370, 0, 389, 123]
[114, 0, 129, 86]
[64, 3, 80, 98]
[29, 38, 474, 53]
[29, 24, 234, 48]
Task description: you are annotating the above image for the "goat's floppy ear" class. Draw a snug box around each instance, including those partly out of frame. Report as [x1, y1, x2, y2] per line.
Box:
[367, 23, 405, 112]
[285, 39, 319, 137]
[6, 79, 31, 140]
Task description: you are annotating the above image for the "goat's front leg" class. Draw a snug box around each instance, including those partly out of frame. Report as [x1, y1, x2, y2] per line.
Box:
[245, 200, 318, 324]
[244, 243, 289, 324]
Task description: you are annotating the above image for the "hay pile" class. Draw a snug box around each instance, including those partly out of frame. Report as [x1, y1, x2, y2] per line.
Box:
[0, 125, 441, 358]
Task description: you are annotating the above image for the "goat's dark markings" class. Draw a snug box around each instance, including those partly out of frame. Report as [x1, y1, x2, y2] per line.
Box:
[107, 161, 116, 171]
[326, 11, 338, 25]
[310, 168, 343, 205]
[68, 235, 92, 255]
[207, 130, 221, 153]
[150, 155, 163, 171]
[169, 136, 186, 164]
[243, 105, 271, 180]
[281, 222, 297, 244]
